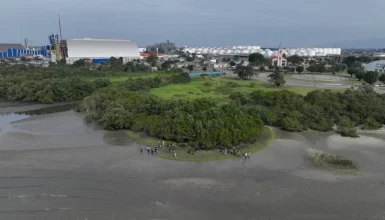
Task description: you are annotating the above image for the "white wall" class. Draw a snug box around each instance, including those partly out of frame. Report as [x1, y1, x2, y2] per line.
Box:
[66, 39, 140, 59]
[364, 60, 385, 72]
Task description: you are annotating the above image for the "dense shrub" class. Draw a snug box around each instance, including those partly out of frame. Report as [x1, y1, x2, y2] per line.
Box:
[337, 116, 358, 137]
[0, 64, 187, 103]
[281, 116, 303, 132]
[83, 91, 265, 148]
[234, 88, 384, 135]
[0, 77, 109, 103]
[362, 117, 383, 130]
[204, 81, 213, 87]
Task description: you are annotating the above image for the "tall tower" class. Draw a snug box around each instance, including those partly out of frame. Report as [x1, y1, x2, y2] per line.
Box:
[24, 38, 29, 49]
[48, 34, 61, 62]
[277, 48, 283, 67]
[58, 14, 63, 41]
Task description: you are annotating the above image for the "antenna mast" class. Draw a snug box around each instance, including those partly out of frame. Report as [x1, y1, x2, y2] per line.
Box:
[58, 14, 63, 41]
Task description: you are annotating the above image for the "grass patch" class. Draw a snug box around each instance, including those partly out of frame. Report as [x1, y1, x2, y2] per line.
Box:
[158, 127, 275, 162]
[126, 130, 141, 140]
[85, 72, 162, 83]
[307, 151, 359, 174]
[150, 78, 344, 99]
[126, 130, 160, 146]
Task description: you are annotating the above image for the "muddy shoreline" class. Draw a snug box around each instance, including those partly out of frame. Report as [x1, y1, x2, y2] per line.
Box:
[0, 104, 385, 219]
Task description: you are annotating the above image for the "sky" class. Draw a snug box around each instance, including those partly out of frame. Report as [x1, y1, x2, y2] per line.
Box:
[1, 0, 385, 48]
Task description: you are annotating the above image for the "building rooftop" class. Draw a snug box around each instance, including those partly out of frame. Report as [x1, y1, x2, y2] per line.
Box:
[0, 44, 24, 52]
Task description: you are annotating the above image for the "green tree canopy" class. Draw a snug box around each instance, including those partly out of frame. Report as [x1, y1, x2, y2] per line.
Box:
[363, 71, 379, 85]
[316, 63, 326, 73]
[235, 65, 254, 80]
[161, 60, 172, 70]
[147, 54, 158, 67]
[187, 65, 194, 73]
[296, 66, 304, 74]
[307, 65, 317, 73]
[287, 55, 304, 65]
[379, 74, 385, 84]
[268, 71, 286, 87]
[347, 67, 359, 78]
[337, 116, 358, 137]
[72, 58, 91, 68]
[362, 117, 383, 130]
[354, 69, 365, 81]
[248, 53, 267, 66]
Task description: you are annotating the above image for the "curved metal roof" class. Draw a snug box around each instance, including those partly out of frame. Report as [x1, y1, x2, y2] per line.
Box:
[0, 43, 24, 52]
[66, 39, 140, 58]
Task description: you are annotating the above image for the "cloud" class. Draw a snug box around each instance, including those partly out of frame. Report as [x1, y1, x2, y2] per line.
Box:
[1, 0, 384, 47]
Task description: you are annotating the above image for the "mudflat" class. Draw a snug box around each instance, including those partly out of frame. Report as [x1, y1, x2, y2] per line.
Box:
[0, 106, 385, 220]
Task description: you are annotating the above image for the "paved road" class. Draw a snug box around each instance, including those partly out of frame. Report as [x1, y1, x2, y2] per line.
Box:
[224, 71, 351, 89]
[254, 73, 353, 89]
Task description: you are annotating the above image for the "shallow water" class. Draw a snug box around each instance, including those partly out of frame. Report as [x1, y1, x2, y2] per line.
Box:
[0, 103, 385, 220]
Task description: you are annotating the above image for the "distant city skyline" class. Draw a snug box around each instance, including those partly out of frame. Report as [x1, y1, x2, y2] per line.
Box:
[1, 0, 385, 48]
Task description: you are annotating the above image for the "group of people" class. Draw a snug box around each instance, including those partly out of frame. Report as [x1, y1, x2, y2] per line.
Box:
[138, 141, 251, 160]
[222, 148, 251, 160]
[139, 141, 179, 157]
[139, 145, 159, 155]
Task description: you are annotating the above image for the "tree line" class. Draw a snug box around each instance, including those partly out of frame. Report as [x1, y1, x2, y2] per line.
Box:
[0, 61, 183, 103]
[0, 76, 110, 103]
[229, 87, 385, 137]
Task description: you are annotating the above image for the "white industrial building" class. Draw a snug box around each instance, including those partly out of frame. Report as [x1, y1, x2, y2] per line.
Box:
[61, 38, 141, 64]
[363, 60, 385, 73]
[182, 46, 341, 57]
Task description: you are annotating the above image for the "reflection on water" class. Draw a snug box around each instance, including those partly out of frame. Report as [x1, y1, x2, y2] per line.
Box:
[0, 113, 30, 133]
[15, 103, 77, 116]
[0, 103, 77, 134]
[103, 130, 135, 146]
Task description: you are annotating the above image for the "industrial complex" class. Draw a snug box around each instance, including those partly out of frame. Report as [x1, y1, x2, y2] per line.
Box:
[0, 16, 343, 67]
[182, 46, 342, 57]
[0, 33, 141, 64]
[61, 38, 140, 64]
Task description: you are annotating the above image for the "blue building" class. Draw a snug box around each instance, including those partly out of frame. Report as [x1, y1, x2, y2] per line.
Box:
[0, 43, 45, 59]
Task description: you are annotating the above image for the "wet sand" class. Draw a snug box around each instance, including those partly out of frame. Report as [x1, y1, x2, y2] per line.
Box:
[0, 108, 385, 220]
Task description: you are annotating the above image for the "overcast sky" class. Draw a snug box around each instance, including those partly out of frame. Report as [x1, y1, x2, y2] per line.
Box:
[1, 0, 384, 47]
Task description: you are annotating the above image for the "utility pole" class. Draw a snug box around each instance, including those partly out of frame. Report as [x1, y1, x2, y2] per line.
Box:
[313, 73, 316, 87]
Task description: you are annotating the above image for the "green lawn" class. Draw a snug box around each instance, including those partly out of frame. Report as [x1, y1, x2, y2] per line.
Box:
[84, 72, 162, 83]
[150, 77, 344, 99]
[109, 73, 161, 82]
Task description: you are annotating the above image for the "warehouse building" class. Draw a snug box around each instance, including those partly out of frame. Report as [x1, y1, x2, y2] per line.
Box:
[363, 60, 385, 73]
[61, 38, 141, 64]
[0, 43, 26, 58]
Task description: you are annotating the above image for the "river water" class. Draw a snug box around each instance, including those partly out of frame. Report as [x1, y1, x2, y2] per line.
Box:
[1, 103, 385, 220]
